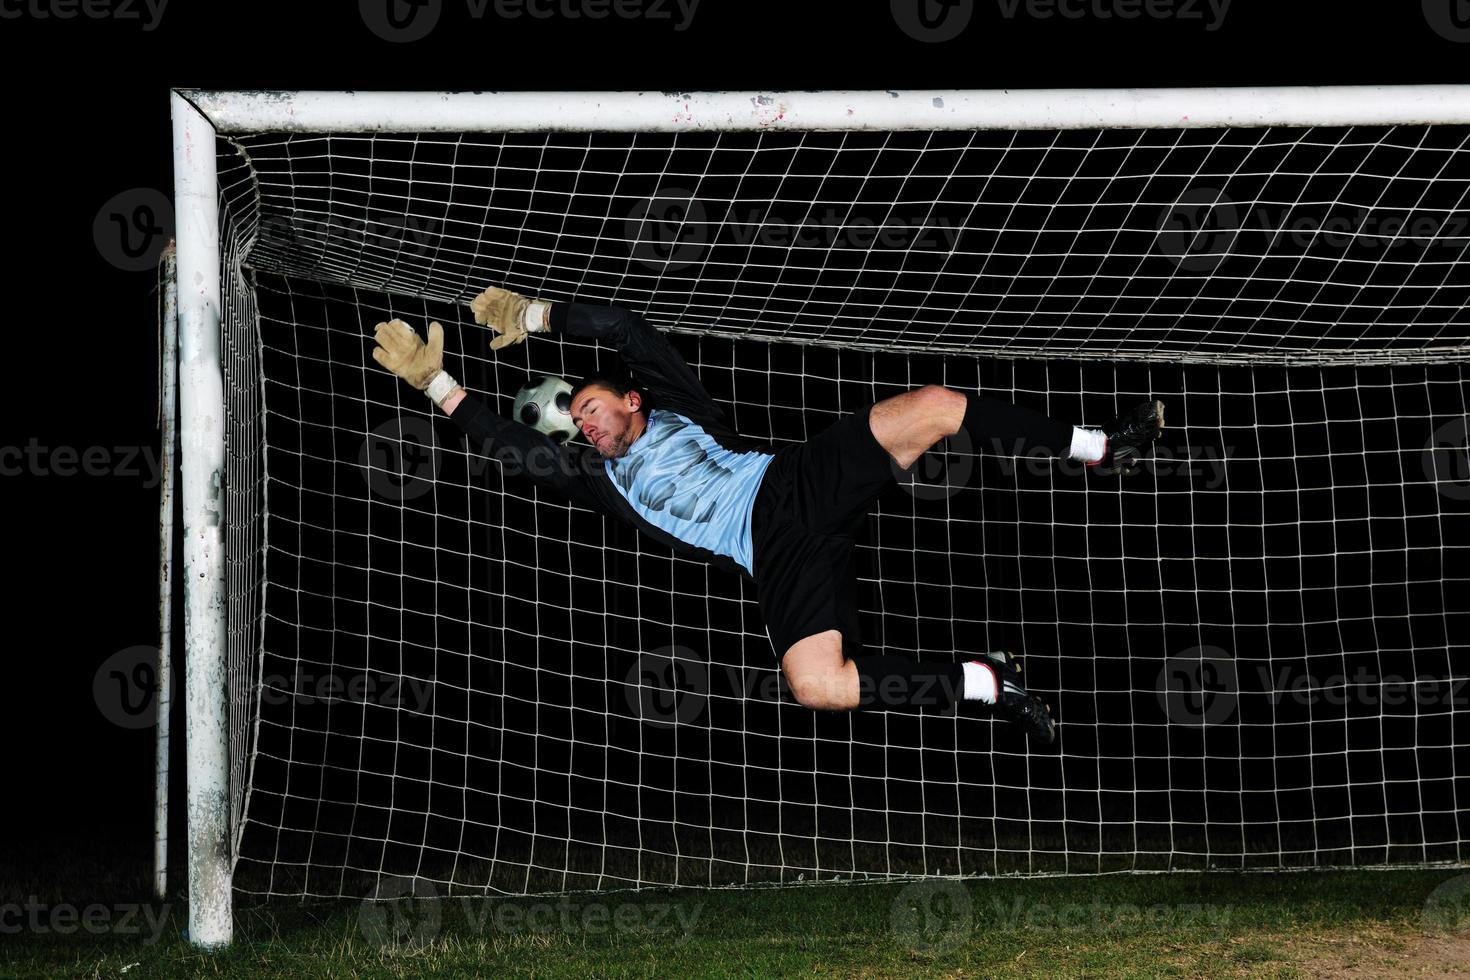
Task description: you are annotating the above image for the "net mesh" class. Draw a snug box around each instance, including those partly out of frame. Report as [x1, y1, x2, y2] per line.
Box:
[209, 123, 1470, 898]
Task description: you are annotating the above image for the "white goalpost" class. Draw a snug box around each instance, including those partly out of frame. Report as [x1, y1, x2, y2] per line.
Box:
[170, 87, 1470, 949]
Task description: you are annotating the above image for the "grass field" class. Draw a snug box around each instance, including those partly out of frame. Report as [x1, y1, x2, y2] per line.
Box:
[5, 864, 1470, 978]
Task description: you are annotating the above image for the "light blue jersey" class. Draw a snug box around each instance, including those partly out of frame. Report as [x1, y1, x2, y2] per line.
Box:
[605, 408, 776, 576]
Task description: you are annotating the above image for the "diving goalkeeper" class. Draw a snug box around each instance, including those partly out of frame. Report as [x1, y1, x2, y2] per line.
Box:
[371, 288, 1164, 743]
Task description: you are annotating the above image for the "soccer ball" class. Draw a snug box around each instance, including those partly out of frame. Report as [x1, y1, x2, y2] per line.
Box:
[513, 375, 578, 443]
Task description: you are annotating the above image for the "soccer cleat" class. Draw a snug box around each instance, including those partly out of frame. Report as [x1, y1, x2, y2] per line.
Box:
[1091, 398, 1165, 476]
[977, 651, 1057, 745]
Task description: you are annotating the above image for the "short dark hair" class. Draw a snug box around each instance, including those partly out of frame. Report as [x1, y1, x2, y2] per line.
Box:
[569, 372, 644, 411]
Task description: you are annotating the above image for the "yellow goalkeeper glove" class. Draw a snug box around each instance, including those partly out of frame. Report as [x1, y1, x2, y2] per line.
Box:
[371, 318, 459, 407]
[469, 286, 552, 352]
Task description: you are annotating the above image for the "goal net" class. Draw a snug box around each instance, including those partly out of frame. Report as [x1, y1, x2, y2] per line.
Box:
[171, 89, 1470, 943]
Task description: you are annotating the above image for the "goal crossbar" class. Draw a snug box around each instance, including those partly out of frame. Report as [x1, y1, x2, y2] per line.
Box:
[177, 86, 1470, 133]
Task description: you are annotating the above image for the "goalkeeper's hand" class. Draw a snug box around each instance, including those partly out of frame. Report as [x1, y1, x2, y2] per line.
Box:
[371, 318, 444, 390]
[469, 286, 551, 352]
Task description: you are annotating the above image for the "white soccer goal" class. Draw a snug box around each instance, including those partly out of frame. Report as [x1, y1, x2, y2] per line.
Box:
[169, 88, 1470, 948]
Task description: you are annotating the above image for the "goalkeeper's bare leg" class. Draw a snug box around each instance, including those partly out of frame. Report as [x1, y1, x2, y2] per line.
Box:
[770, 385, 1163, 743]
[868, 384, 1163, 474]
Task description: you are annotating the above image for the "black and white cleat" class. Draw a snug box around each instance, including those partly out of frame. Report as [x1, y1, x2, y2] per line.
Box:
[1093, 398, 1165, 476]
[977, 650, 1057, 745]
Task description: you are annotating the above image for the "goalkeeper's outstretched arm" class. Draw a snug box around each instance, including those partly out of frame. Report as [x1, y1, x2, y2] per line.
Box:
[369, 317, 604, 510]
[470, 287, 727, 425]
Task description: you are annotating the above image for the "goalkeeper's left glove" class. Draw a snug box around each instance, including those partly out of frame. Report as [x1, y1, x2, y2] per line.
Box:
[469, 286, 553, 351]
[371, 318, 459, 407]
[1089, 399, 1165, 476]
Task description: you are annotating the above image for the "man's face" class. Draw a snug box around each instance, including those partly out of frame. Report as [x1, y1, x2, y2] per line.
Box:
[570, 384, 645, 459]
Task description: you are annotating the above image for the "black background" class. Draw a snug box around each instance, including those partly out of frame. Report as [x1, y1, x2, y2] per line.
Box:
[4, 0, 1467, 888]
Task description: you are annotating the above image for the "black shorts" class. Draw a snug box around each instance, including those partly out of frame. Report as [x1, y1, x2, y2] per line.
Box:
[750, 403, 900, 664]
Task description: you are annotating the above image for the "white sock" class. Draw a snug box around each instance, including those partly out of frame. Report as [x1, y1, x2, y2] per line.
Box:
[1068, 426, 1107, 463]
[961, 660, 998, 703]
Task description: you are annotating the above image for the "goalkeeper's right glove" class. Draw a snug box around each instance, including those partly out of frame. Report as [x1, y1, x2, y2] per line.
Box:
[469, 286, 553, 351]
[371, 318, 459, 408]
